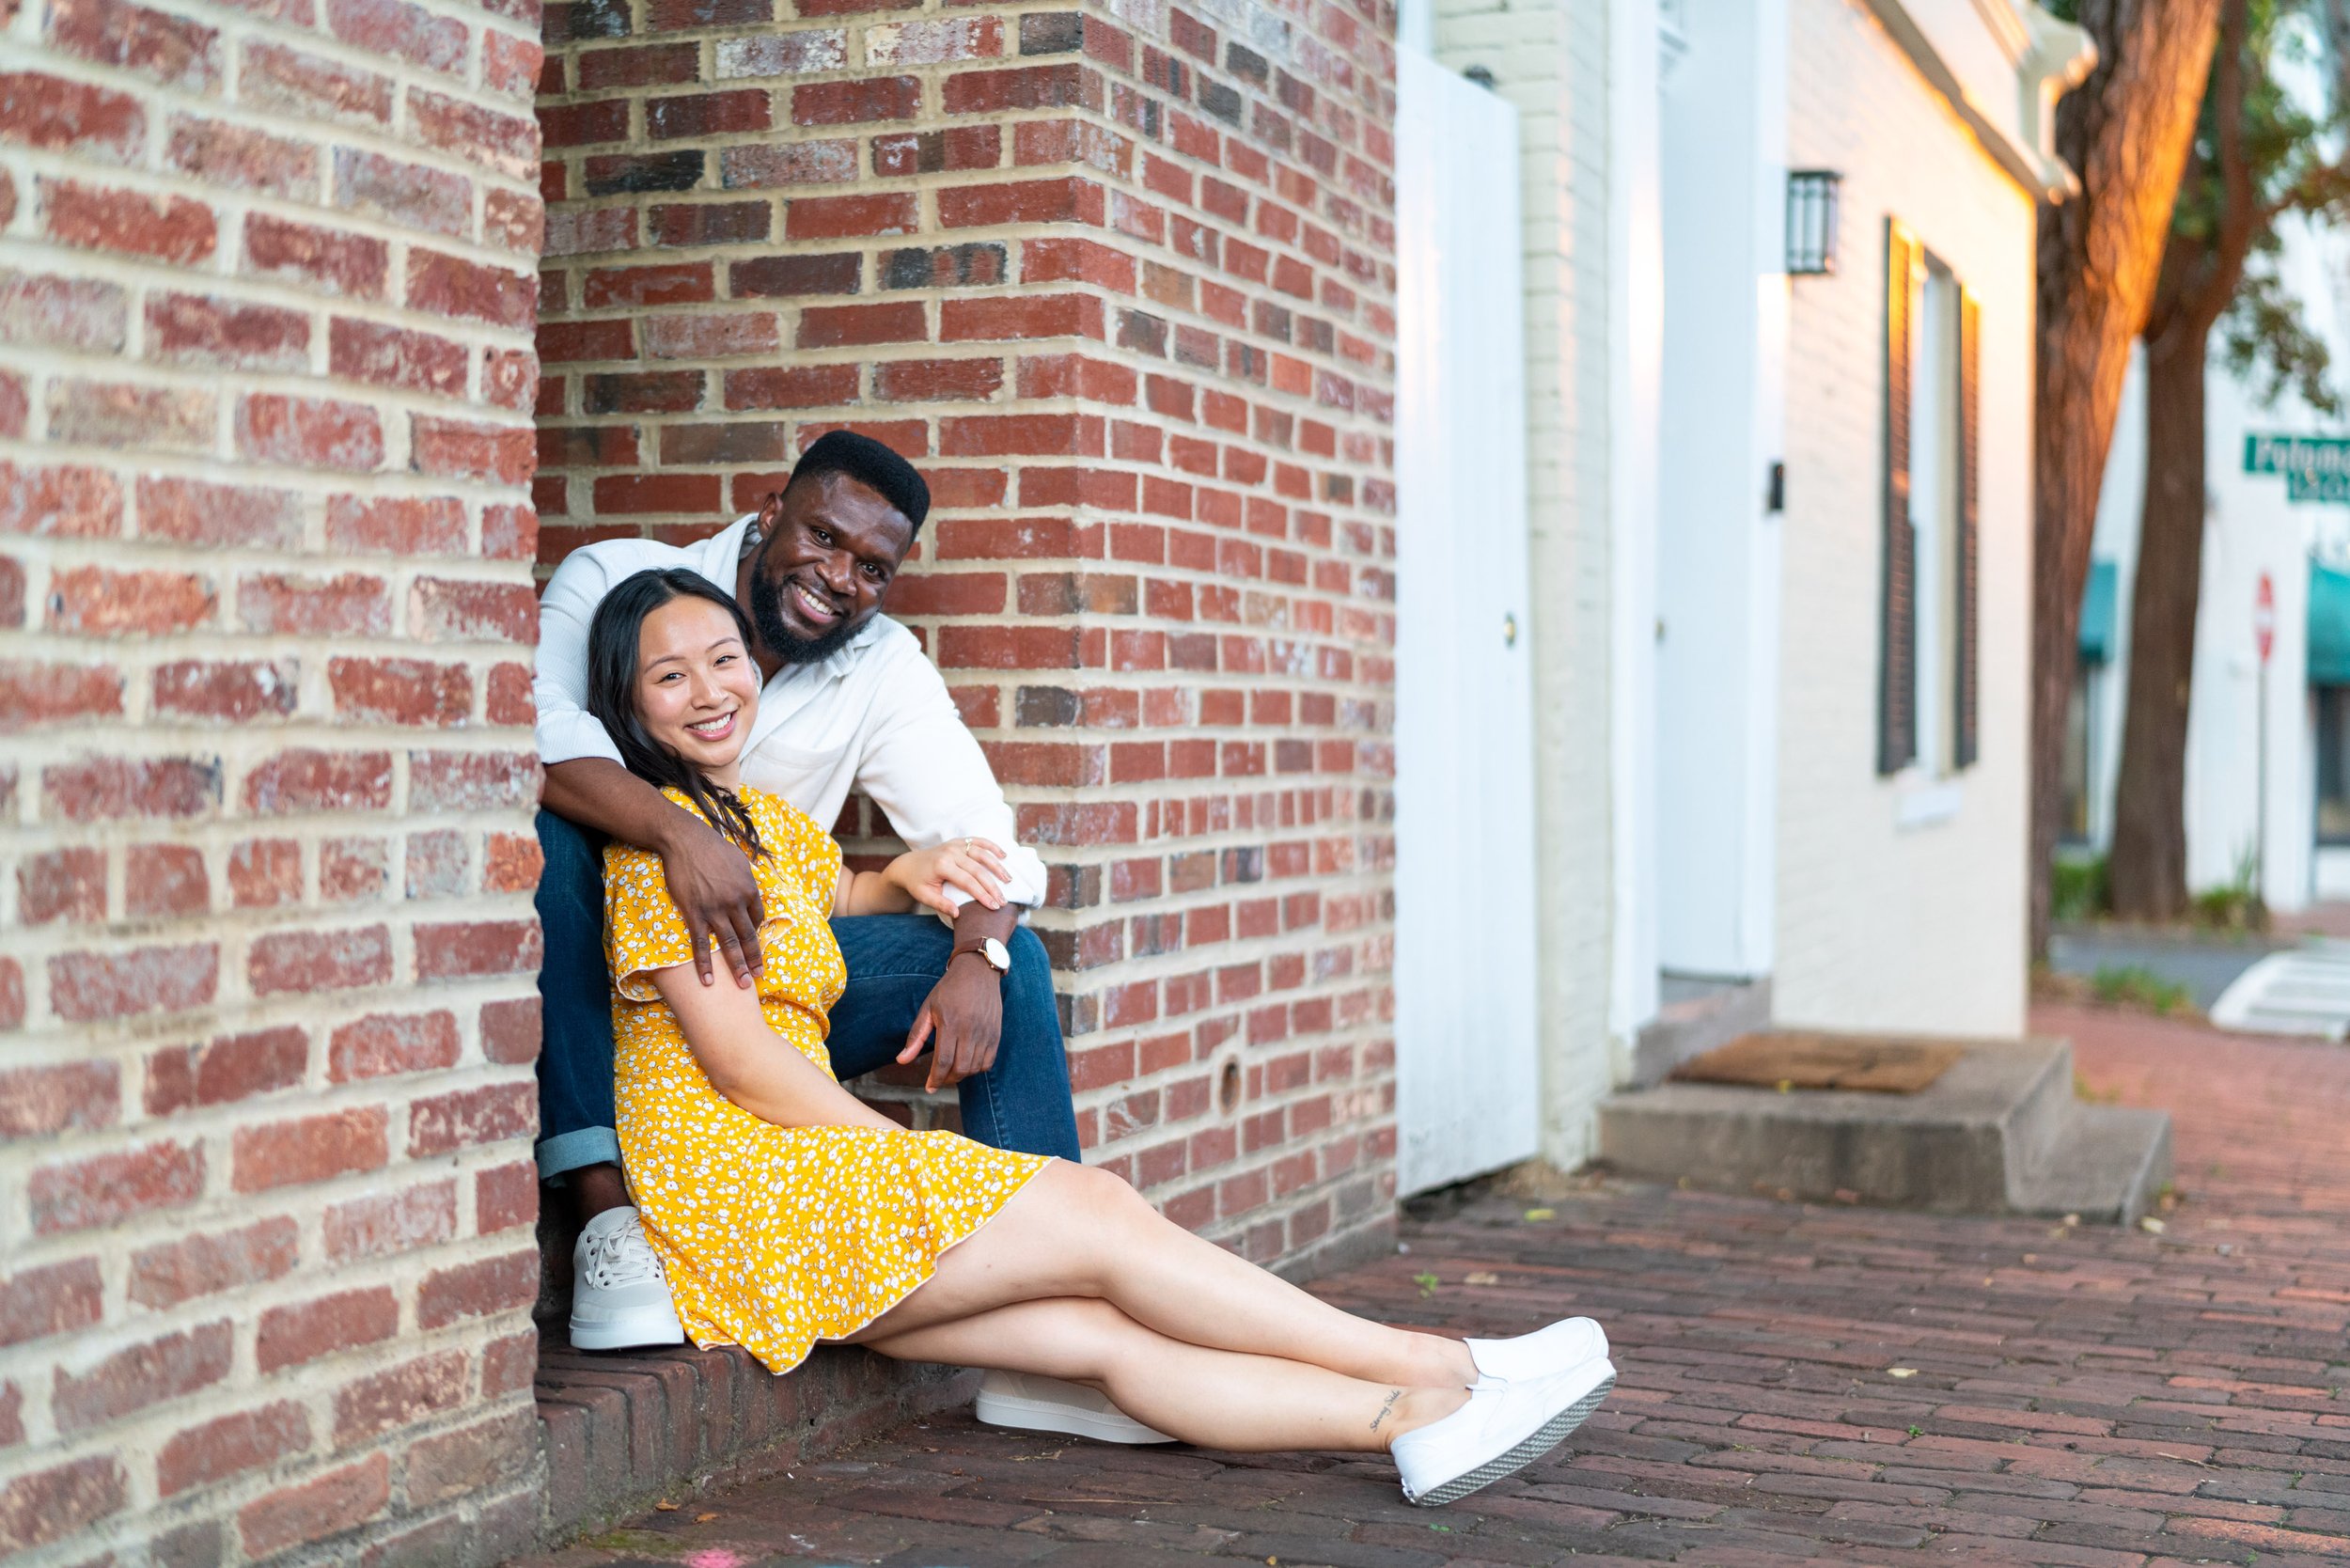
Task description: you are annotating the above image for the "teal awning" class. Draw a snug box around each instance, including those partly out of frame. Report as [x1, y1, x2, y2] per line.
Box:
[2311, 558, 2350, 685]
[2078, 559, 2117, 665]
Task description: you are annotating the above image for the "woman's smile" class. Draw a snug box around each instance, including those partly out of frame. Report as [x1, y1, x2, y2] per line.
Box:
[685, 710, 738, 741]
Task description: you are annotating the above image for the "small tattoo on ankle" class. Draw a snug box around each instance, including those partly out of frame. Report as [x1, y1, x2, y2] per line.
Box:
[1369, 1389, 1402, 1433]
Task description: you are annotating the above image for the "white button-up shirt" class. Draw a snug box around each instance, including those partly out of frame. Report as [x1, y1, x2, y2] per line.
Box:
[533, 513, 1049, 907]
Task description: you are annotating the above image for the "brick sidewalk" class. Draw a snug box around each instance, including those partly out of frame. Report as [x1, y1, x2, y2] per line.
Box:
[509, 1003, 2350, 1567]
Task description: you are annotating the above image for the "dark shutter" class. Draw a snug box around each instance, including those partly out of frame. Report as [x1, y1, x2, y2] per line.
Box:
[1952, 287, 1981, 770]
[1879, 220, 1919, 776]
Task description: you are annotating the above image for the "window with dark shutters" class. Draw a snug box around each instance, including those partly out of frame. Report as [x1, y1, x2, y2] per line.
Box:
[1878, 222, 1982, 783]
[1953, 289, 1981, 770]
[1880, 219, 1919, 776]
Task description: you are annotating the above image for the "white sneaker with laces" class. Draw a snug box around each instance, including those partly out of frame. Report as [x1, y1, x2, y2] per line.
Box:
[1390, 1353, 1616, 1506]
[569, 1205, 685, 1351]
[1465, 1316, 1608, 1387]
[974, 1372, 1177, 1444]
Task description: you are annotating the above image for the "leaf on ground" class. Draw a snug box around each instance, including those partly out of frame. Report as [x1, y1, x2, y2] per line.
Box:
[1413, 1271, 1441, 1296]
[1887, 1368, 1919, 1379]
[653, 1501, 679, 1513]
[1464, 1270, 1500, 1286]
[695, 1513, 718, 1523]
[1523, 1207, 1555, 1221]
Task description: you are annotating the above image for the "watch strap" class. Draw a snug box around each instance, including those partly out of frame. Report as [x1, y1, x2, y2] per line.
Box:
[951, 937, 1008, 972]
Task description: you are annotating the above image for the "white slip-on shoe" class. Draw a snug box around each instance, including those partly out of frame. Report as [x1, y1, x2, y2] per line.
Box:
[569, 1205, 686, 1351]
[1465, 1316, 1609, 1387]
[974, 1372, 1177, 1445]
[1390, 1353, 1616, 1506]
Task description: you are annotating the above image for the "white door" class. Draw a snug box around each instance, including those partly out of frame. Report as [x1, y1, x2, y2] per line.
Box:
[1393, 51, 1540, 1196]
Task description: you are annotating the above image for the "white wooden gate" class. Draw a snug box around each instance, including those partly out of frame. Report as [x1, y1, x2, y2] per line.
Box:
[1392, 51, 1540, 1196]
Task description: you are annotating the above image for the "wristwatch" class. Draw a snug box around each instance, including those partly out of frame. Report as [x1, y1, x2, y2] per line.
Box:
[952, 935, 1010, 975]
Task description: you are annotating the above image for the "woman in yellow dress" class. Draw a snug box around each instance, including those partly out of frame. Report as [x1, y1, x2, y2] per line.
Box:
[584, 567, 1615, 1506]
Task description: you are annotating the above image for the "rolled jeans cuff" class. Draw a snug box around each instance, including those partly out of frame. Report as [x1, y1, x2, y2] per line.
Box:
[537, 1125, 622, 1184]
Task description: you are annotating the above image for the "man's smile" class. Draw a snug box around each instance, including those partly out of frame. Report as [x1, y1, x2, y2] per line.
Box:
[789, 576, 843, 623]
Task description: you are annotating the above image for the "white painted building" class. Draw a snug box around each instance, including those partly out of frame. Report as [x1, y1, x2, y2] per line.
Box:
[2075, 198, 2350, 911]
[1390, 0, 2090, 1189]
[1764, 0, 2083, 1036]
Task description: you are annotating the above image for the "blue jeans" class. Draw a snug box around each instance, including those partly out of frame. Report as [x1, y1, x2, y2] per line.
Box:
[532, 808, 1082, 1180]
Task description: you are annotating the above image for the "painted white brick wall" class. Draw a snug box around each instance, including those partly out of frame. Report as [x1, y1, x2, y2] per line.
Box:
[1774, 0, 2033, 1037]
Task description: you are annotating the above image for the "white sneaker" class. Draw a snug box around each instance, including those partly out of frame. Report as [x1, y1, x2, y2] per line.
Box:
[1390, 1354, 1616, 1506]
[1466, 1317, 1609, 1387]
[974, 1372, 1177, 1445]
[569, 1205, 685, 1351]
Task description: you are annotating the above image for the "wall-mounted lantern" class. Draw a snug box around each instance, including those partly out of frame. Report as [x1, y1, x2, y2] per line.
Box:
[1786, 170, 1841, 275]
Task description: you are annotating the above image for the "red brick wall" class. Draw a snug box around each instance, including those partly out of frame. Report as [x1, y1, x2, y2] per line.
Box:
[0, 0, 547, 1559]
[534, 0, 1400, 1270]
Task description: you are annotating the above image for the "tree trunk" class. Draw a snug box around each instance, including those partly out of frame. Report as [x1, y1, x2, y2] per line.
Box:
[2097, 0, 2250, 923]
[2029, 0, 2224, 956]
[2108, 321, 2210, 917]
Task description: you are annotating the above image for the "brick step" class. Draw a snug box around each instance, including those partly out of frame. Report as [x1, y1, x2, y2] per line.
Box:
[533, 1337, 978, 1544]
[1594, 1033, 2171, 1223]
[528, 1207, 978, 1544]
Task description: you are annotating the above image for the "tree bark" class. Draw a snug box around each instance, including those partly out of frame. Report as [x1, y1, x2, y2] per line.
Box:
[2105, 0, 2255, 919]
[2029, 0, 2224, 954]
[2108, 321, 2211, 917]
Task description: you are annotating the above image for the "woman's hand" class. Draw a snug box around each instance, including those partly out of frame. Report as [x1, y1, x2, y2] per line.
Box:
[885, 838, 1010, 918]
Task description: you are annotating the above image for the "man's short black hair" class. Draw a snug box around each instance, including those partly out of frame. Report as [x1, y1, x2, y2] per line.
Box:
[787, 430, 930, 535]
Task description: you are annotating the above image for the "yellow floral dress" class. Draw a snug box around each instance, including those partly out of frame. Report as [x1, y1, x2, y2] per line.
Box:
[603, 785, 1049, 1373]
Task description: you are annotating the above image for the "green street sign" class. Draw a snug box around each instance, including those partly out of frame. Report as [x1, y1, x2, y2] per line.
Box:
[2289, 471, 2350, 503]
[2245, 433, 2350, 503]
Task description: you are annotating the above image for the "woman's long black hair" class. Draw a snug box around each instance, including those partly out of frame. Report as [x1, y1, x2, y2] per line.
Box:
[585, 567, 768, 859]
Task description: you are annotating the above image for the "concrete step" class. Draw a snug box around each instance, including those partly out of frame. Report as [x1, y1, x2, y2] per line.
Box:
[2209, 945, 2350, 1039]
[1597, 1033, 2170, 1223]
[2008, 1104, 2172, 1226]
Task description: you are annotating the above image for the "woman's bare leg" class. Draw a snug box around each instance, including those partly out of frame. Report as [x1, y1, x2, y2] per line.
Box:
[846, 1162, 1475, 1390]
[859, 1297, 1469, 1453]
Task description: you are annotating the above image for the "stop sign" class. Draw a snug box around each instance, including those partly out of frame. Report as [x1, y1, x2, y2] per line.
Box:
[2255, 571, 2276, 664]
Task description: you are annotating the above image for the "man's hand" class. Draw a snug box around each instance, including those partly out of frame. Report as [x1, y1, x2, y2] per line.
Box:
[542, 757, 769, 988]
[899, 955, 1005, 1091]
[897, 902, 1018, 1090]
[658, 815, 766, 988]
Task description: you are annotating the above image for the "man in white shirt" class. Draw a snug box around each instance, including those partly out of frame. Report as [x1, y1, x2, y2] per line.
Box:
[533, 432, 1085, 1340]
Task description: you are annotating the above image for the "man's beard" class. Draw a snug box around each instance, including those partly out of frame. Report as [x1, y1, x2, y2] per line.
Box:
[748, 541, 862, 666]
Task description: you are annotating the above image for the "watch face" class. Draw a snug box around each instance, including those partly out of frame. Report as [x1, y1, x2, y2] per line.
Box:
[982, 936, 1010, 971]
